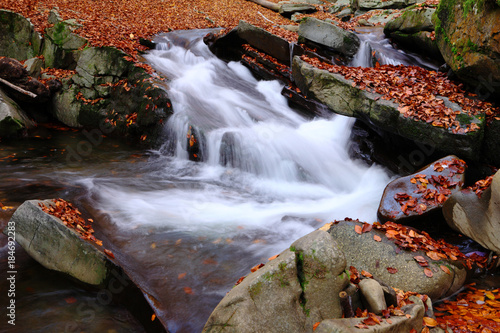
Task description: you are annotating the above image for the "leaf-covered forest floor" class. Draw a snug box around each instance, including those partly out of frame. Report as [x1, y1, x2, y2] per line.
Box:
[2, 1, 500, 332]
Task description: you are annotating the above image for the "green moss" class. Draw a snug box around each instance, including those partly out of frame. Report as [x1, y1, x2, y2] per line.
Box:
[249, 281, 263, 299]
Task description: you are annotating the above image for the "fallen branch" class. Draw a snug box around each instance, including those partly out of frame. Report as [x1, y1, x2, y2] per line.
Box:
[0, 77, 37, 98]
[257, 11, 276, 24]
[246, 0, 280, 12]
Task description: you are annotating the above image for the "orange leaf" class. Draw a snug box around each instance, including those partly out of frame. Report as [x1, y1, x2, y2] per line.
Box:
[268, 254, 279, 261]
[424, 268, 433, 277]
[313, 322, 320, 331]
[251, 263, 264, 272]
[423, 316, 437, 327]
[361, 270, 373, 278]
[151, 314, 156, 321]
[373, 235, 382, 242]
[361, 223, 373, 233]
[183, 287, 194, 294]
[178, 273, 187, 280]
[440, 265, 451, 275]
[355, 225, 362, 235]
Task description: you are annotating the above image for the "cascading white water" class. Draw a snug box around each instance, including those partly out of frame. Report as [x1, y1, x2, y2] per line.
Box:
[73, 29, 392, 331]
[350, 27, 439, 70]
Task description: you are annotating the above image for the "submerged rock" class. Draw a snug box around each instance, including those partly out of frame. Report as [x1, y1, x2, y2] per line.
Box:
[378, 155, 466, 224]
[443, 171, 500, 254]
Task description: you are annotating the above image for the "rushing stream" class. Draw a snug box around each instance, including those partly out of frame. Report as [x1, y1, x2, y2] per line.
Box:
[0, 29, 402, 332]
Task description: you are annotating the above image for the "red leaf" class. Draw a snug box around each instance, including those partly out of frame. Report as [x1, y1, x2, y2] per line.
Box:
[387, 267, 398, 274]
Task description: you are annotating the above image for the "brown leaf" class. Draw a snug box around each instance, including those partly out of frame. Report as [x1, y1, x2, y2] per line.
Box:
[440, 265, 451, 275]
[423, 317, 437, 327]
[387, 267, 398, 274]
[424, 268, 433, 278]
[361, 223, 373, 233]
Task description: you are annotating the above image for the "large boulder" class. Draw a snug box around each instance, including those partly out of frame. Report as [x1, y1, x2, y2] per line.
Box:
[385, 7, 435, 34]
[378, 155, 466, 224]
[434, 0, 500, 96]
[298, 18, 360, 57]
[384, 7, 442, 60]
[327, 220, 467, 300]
[6, 200, 115, 285]
[292, 56, 485, 160]
[52, 46, 173, 145]
[203, 230, 349, 333]
[443, 171, 500, 254]
[0, 10, 42, 61]
[0, 88, 35, 137]
[42, 21, 88, 69]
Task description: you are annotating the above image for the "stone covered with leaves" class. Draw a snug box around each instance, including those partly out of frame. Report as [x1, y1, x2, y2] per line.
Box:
[292, 56, 485, 160]
[6, 199, 114, 285]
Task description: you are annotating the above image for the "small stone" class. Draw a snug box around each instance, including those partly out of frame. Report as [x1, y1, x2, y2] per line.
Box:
[359, 278, 387, 314]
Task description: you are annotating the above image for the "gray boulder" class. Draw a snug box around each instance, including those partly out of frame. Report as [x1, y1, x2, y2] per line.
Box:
[443, 171, 500, 254]
[279, 3, 317, 16]
[0, 88, 35, 137]
[385, 7, 435, 34]
[0, 10, 42, 61]
[6, 200, 115, 286]
[42, 21, 88, 69]
[237, 20, 291, 62]
[384, 8, 441, 60]
[327, 220, 467, 300]
[202, 230, 349, 333]
[378, 155, 466, 223]
[292, 56, 485, 160]
[298, 17, 360, 57]
[359, 278, 387, 314]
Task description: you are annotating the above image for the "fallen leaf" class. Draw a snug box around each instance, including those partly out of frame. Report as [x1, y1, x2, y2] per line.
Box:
[65, 297, 77, 304]
[424, 268, 433, 277]
[183, 287, 194, 294]
[313, 322, 320, 331]
[440, 265, 451, 275]
[268, 254, 279, 261]
[151, 314, 156, 321]
[251, 263, 264, 272]
[423, 316, 437, 327]
[387, 267, 398, 274]
[373, 235, 382, 242]
[178, 273, 187, 280]
[355, 225, 362, 235]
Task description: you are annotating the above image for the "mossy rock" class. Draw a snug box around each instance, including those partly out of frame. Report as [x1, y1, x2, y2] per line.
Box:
[0, 88, 35, 137]
[0, 10, 42, 61]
